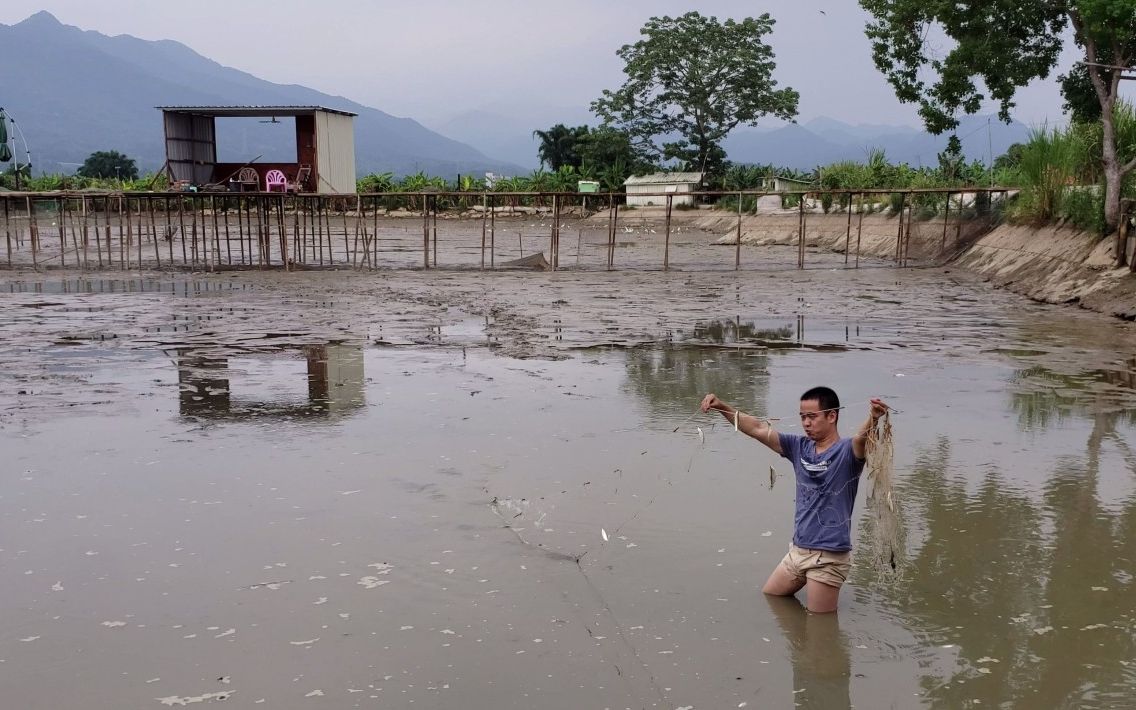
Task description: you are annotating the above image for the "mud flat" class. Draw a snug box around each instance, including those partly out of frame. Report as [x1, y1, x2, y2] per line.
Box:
[2, 243, 1136, 708]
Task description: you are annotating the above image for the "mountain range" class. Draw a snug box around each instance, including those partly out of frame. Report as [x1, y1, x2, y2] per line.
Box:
[0, 11, 524, 177]
[2, 11, 1033, 179]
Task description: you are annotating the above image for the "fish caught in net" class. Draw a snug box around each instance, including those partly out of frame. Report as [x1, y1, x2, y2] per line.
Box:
[861, 411, 906, 574]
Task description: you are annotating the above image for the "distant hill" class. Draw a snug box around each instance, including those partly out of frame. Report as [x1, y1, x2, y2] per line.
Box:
[436, 107, 1033, 172]
[0, 11, 524, 177]
[722, 114, 1032, 170]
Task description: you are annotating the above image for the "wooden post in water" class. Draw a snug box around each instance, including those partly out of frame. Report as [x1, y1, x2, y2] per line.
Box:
[490, 194, 496, 268]
[81, 196, 91, 268]
[610, 200, 619, 269]
[28, 197, 39, 271]
[797, 195, 806, 269]
[149, 197, 160, 268]
[431, 197, 438, 267]
[941, 192, 952, 257]
[894, 193, 906, 263]
[904, 204, 913, 267]
[551, 193, 560, 270]
[480, 193, 487, 270]
[663, 193, 673, 271]
[735, 192, 742, 270]
[422, 195, 430, 269]
[1115, 197, 1130, 269]
[855, 194, 864, 269]
[844, 192, 853, 266]
[3, 198, 11, 269]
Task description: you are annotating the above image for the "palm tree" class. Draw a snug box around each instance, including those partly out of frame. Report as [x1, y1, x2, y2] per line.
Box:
[532, 124, 589, 170]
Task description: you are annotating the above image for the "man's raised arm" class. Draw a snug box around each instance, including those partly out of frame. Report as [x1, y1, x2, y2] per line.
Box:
[700, 393, 782, 455]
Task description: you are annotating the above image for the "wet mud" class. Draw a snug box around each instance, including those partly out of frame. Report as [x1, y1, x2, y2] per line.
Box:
[2, 251, 1136, 708]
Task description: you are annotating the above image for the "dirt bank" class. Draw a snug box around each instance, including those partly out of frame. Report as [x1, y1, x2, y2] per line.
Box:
[955, 223, 1136, 320]
[590, 207, 1136, 321]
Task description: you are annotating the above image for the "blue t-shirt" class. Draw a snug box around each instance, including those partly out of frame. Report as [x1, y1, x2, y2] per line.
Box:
[778, 433, 865, 552]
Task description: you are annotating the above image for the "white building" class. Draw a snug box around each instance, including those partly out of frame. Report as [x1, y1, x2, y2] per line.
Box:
[623, 172, 704, 207]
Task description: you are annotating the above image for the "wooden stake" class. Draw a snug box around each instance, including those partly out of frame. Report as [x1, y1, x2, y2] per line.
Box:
[735, 192, 742, 270]
[855, 194, 864, 269]
[844, 192, 853, 266]
[663, 194, 673, 271]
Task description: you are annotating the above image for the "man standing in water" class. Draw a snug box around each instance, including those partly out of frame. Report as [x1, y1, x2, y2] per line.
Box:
[700, 388, 888, 613]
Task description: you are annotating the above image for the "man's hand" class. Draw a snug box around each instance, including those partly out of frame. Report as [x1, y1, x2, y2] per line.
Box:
[854, 398, 890, 460]
[701, 393, 726, 414]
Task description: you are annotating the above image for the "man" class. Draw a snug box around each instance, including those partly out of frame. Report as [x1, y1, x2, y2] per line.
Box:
[700, 388, 888, 613]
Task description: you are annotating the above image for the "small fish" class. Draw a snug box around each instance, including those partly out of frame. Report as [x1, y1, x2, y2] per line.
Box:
[601, 528, 609, 542]
[697, 427, 705, 445]
[769, 466, 776, 489]
[734, 412, 740, 432]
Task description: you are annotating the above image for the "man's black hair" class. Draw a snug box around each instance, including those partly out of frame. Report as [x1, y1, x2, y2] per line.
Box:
[800, 386, 841, 419]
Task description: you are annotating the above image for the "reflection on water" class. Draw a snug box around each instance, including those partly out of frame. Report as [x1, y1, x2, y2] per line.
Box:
[677, 316, 855, 351]
[856, 424, 1136, 707]
[175, 343, 364, 421]
[1012, 358, 1136, 431]
[767, 596, 851, 709]
[622, 345, 771, 421]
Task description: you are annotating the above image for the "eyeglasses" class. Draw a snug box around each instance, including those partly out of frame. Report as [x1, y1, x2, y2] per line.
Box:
[799, 407, 843, 422]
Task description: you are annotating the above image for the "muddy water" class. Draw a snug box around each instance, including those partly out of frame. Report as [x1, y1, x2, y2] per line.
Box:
[2, 256, 1136, 709]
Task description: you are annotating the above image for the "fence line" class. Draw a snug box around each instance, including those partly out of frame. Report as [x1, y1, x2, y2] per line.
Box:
[0, 188, 1013, 273]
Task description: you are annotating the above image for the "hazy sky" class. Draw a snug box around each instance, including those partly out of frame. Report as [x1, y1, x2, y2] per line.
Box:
[0, 1, 1104, 129]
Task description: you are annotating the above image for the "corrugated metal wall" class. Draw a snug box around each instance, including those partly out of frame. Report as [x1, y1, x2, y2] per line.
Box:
[164, 113, 216, 184]
[626, 183, 694, 207]
[314, 113, 357, 193]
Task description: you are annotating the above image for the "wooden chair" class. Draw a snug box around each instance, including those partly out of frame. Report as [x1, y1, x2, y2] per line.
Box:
[237, 167, 260, 192]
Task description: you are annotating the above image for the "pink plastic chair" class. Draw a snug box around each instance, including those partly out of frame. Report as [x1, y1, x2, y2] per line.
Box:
[265, 169, 287, 192]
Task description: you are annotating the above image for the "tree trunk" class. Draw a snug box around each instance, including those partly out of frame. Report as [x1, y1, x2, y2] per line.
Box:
[1101, 104, 1123, 235]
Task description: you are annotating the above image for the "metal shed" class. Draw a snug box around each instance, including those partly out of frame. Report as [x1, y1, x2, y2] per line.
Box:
[157, 105, 358, 193]
[623, 172, 705, 207]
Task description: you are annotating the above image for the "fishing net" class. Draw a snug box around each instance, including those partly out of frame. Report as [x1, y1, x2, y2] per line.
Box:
[862, 411, 906, 574]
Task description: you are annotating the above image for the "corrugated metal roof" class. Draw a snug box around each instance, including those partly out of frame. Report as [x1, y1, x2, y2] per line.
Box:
[157, 105, 358, 118]
[623, 172, 704, 185]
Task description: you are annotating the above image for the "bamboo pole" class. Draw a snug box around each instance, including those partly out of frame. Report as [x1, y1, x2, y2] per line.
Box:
[178, 198, 188, 266]
[663, 194, 673, 271]
[480, 194, 487, 270]
[3, 198, 10, 269]
[431, 197, 438, 267]
[797, 195, 806, 269]
[149, 197, 161, 268]
[81, 196, 91, 268]
[735, 192, 742, 270]
[551, 193, 559, 271]
[903, 204, 913, 267]
[422, 195, 430, 269]
[57, 198, 69, 267]
[894, 193, 906, 263]
[28, 197, 39, 270]
[941, 192, 952, 256]
[490, 195, 496, 268]
[844, 192, 853, 266]
[855, 194, 864, 269]
[279, 195, 289, 271]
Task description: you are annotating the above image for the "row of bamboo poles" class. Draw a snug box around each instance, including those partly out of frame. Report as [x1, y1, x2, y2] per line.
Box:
[0, 189, 1006, 273]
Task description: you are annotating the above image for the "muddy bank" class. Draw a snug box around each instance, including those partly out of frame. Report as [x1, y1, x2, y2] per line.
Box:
[955, 223, 1136, 321]
[592, 207, 1136, 322]
[589, 207, 990, 264]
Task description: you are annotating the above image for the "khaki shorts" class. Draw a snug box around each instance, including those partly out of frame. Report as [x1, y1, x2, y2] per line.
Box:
[781, 544, 852, 589]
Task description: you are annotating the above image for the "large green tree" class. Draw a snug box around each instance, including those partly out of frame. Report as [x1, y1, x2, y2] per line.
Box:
[77, 150, 138, 180]
[860, 0, 1136, 231]
[532, 124, 590, 170]
[591, 11, 798, 179]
